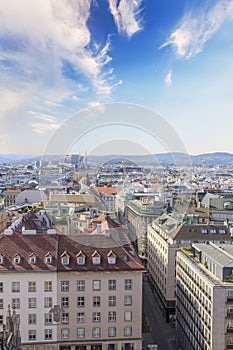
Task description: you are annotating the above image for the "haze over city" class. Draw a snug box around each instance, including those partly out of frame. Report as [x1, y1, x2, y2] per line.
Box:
[1, 0, 233, 155]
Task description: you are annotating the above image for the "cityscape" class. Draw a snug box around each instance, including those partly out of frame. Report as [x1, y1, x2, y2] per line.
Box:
[1, 1, 233, 350]
[1, 152, 233, 350]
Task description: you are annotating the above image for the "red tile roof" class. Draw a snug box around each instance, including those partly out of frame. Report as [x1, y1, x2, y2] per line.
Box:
[0, 232, 144, 273]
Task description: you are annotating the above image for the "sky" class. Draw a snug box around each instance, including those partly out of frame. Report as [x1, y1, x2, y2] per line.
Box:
[1, 0, 233, 156]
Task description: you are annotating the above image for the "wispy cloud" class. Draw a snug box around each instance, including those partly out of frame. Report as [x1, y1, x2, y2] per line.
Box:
[0, 89, 23, 119]
[108, 0, 143, 37]
[161, 0, 233, 58]
[165, 69, 172, 87]
[29, 110, 60, 135]
[0, 0, 117, 109]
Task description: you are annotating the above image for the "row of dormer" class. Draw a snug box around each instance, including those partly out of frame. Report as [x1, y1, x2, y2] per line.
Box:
[0, 250, 118, 266]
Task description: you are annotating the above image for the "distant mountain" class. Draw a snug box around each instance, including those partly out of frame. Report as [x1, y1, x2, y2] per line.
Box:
[0, 152, 233, 166]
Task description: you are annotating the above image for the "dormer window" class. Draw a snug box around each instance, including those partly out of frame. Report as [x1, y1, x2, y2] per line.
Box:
[0, 254, 4, 265]
[13, 254, 21, 265]
[201, 229, 208, 234]
[92, 251, 101, 265]
[76, 251, 86, 265]
[44, 252, 53, 264]
[107, 250, 117, 265]
[28, 253, 37, 264]
[61, 251, 70, 266]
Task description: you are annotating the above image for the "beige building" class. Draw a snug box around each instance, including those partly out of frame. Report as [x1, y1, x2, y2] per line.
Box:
[147, 213, 232, 321]
[0, 230, 144, 350]
[127, 199, 164, 259]
[2, 188, 21, 207]
[0, 197, 6, 233]
[176, 243, 233, 350]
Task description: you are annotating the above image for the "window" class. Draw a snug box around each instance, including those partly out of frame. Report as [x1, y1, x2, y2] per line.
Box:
[0, 315, 3, 325]
[77, 328, 85, 339]
[77, 256, 85, 265]
[14, 256, 21, 264]
[108, 311, 116, 322]
[12, 298, 20, 309]
[0, 256, 4, 264]
[61, 281, 69, 292]
[44, 297, 52, 308]
[124, 311, 132, 321]
[108, 296, 116, 307]
[93, 296, 100, 307]
[125, 279, 132, 290]
[29, 255, 37, 264]
[45, 255, 53, 264]
[93, 280, 101, 291]
[44, 313, 53, 325]
[44, 329, 52, 340]
[44, 281, 52, 292]
[77, 297, 85, 307]
[124, 327, 132, 337]
[108, 327, 116, 337]
[210, 229, 216, 234]
[28, 298, 37, 308]
[12, 282, 20, 292]
[220, 229, 226, 234]
[28, 330, 37, 341]
[77, 280, 85, 291]
[93, 327, 100, 338]
[201, 229, 208, 234]
[92, 312, 101, 322]
[77, 312, 85, 323]
[0, 282, 3, 293]
[43, 347, 54, 350]
[27, 347, 37, 350]
[61, 297, 69, 308]
[92, 256, 101, 265]
[28, 314, 37, 325]
[124, 296, 132, 306]
[61, 256, 70, 265]
[107, 251, 116, 265]
[28, 282, 36, 292]
[0, 299, 3, 309]
[61, 328, 69, 339]
[62, 312, 69, 324]
[108, 280, 116, 291]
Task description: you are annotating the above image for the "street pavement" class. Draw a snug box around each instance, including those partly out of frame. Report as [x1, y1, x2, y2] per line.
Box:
[142, 275, 180, 350]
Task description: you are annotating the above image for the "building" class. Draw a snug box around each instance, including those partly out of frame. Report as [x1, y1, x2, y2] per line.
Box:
[127, 199, 165, 259]
[147, 213, 232, 321]
[201, 191, 233, 222]
[176, 242, 233, 350]
[0, 230, 144, 350]
[2, 189, 21, 207]
[0, 197, 6, 233]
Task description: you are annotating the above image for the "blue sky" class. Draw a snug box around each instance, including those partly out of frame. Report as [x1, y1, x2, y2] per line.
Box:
[1, 0, 233, 156]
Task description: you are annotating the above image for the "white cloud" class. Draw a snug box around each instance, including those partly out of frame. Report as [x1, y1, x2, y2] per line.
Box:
[31, 122, 60, 135]
[0, 89, 23, 119]
[165, 70, 172, 87]
[0, 0, 117, 104]
[161, 0, 233, 58]
[108, 0, 143, 37]
[29, 111, 57, 123]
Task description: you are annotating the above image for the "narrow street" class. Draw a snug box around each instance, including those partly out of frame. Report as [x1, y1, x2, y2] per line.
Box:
[142, 275, 179, 350]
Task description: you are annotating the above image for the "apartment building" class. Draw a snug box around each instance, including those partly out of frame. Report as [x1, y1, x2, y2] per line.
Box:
[127, 199, 164, 259]
[2, 188, 21, 207]
[176, 243, 233, 350]
[0, 230, 144, 350]
[147, 213, 231, 321]
[0, 197, 6, 233]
